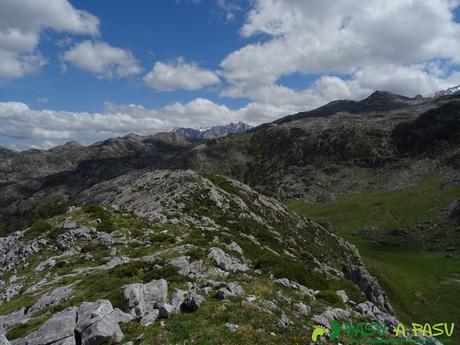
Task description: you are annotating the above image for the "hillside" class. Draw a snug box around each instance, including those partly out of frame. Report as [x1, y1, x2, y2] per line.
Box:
[0, 170, 397, 344]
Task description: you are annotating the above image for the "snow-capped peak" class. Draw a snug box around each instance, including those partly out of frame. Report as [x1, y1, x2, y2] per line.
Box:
[434, 85, 460, 98]
[172, 122, 252, 140]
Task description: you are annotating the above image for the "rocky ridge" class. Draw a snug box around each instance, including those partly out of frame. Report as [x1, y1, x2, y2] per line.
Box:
[0, 170, 402, 345]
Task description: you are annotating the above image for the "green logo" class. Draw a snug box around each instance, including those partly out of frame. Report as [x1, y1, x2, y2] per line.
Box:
[311, 325, 330, 342]
[322, 320, 455, 344]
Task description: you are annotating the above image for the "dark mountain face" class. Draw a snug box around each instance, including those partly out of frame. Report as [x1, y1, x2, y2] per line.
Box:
[0, 132, 195, 184]
[392, 101, 460, 154]
[187, 93, 460, 201]
[251, 91, 430, 130]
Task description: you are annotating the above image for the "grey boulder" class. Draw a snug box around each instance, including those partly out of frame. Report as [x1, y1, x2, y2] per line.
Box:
[207, 248, 248, 273]
[139, 310, 159, 327]
[336, 290, 349, 304]
[356, 301, 398, 328]
[312, 307, 350, 328]
[122, 279, 167, 325]
[0, 335, 10, 345]
[215, 282, 244, 299]
[1, 284, 22, 303]
[158, 304, 175, 319]
[159, 289, 187, 319]
[76, 300, 114, 334]
[76, 300, 127, 345]
[181, 292, 205, 312]
[344, 265, 392, 313]
[225, 323, 239, 333]
[80, 312, 124, 345]
[15, 307, 77, 345]
[295, 302, 311, 316]
[167, 256, 204, 277]
[277, 312, 290, 329]
[28, 285, 74, 314]
[0, 308, 27, 335]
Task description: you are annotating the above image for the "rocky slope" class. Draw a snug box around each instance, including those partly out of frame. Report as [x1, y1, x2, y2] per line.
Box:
[1, 91, 460, 250]
[0, 170, 399, 344]
[188, 92, 460, 202]
[0, 132, 195, 185]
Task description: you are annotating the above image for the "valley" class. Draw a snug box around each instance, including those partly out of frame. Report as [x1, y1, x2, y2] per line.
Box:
[289, 173, 460, 343]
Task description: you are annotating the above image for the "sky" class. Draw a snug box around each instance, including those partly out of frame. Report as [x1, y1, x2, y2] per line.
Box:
[2, 0, 460, 149]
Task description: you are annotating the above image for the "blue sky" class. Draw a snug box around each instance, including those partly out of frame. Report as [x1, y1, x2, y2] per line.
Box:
[0, 1, 251, 112]
[1, 0, 460, 149]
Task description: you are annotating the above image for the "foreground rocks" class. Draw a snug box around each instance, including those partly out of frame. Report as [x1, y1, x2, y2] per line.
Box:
[343, 264, 393, 313]
[28, 285, 74, 314]
[122, 279, 206, 325]
[0, 335, 10, 345]
[215, 282, 245, 299]
[13, 300, 131, 345]
[207, 247, 249, 273]
[122, 279, 167, 326]
[0, 170, 407, 344]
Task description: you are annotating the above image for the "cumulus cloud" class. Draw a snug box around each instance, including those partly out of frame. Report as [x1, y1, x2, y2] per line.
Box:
[216, 0, 243, 21]
[0, 0, 99, 78]
[0, 99, 248, 149]
[0, 94, 324, 149]
[5, 0, 460, 149]
[220, 0, 460, 105]
[61, 40, 142, 79]
[143, 58, 220, 91]
[36, 96, 49, 104]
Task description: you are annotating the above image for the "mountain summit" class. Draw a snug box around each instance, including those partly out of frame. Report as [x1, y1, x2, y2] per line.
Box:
[434, 84, 460, 98]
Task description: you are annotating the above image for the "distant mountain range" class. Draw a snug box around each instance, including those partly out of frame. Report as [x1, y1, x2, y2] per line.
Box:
[435, 84, 460, 98]
[172, 122, 252, 139]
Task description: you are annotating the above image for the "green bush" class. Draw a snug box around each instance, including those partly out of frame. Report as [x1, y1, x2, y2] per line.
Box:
[317, 290, 346, 308]
[82, 204, 115, 233]
[0, 197, 71, 237]
[48, 226, 66, 241]
[327, 278, 367, 304]
[150, 232, 175, 244]
[254, 252, 328, 291]
[188, 247, 205, 262]
[147, 264, 187, 284]
[82, 204, 105, 214]
[111, 261, 148, 279]
[23, 220, 52, 240]
[96, 217, 115, 233]
[5, 318, 44, 340]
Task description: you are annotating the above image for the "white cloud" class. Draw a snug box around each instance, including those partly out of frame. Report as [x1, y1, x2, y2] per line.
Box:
[216, 0, 242, 21]
[6, 66, 460, 149]
[220, 0, 460, 105]
[144, 58, 220, 91]
[36, 96, 49, 104]
[0, 99, 247, 149]
[0, 0, 99, 78]
[61, 40, 142, 79]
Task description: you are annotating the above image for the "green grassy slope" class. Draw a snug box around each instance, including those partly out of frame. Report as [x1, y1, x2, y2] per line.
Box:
[289, 174, 460, 342]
